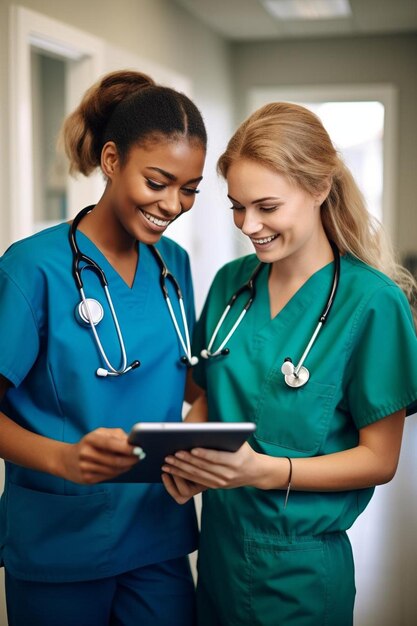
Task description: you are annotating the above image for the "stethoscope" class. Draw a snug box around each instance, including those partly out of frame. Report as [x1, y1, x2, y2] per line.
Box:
[201, 241, 340, 388]
[69, 206, 198, 378]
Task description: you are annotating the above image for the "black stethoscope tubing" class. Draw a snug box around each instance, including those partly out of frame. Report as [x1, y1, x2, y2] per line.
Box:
[70, 206, 196, 377]
[201, 241, 341, 388]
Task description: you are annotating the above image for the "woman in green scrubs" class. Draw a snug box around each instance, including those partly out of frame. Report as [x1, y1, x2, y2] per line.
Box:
[0, 70, 206, 625]
[162, 102, 417, 625]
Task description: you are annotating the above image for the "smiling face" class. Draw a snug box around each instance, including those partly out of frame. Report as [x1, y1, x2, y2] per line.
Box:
[227, 158, 330, 266]
[102, 138, 205, 246]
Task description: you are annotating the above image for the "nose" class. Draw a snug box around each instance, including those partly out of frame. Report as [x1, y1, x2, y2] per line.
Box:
[157, 188, 182, 217]
[239, 209, 262, 236]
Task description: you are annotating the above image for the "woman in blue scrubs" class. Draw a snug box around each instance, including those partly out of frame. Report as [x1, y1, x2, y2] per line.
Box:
[162, 102, 417, 625]
[0, 70, 206, 625]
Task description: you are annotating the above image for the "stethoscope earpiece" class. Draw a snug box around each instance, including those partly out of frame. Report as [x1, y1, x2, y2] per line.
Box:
[180, 355, 199, 367]
[281, 358, 295, 376]
[200, 348, 229, 359]
[96, 359, 141, 378]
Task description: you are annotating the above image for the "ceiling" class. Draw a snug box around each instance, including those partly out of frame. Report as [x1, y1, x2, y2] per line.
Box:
[172, 0, 417, 41]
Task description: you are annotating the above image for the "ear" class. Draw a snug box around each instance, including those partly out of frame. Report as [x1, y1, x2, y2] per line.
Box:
[316, 180, 332, 207]
[101, 141, 120, 179]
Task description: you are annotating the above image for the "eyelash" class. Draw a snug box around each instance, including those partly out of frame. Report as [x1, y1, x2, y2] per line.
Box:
[146, 179, 200, 196]
[229, 205, 279, 213]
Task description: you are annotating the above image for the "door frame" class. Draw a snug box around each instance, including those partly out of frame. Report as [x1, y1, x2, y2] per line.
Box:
[9, 5, 105, 241]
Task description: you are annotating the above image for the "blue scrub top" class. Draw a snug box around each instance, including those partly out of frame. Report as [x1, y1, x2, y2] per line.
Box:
[0, 223, 198, 582]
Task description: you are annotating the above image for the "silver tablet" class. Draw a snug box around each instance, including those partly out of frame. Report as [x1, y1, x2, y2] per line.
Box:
[107, 422, 256, 483]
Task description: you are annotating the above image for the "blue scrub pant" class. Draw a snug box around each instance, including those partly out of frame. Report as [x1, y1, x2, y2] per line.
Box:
[5, 556, 196, 626]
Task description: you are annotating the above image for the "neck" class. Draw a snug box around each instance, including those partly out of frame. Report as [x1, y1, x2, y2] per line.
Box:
[77, 198, 137, 257]
[270, 233, 334, 285]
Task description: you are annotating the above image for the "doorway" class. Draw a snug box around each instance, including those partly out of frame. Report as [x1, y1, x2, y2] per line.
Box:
[248, 84, 397, 237]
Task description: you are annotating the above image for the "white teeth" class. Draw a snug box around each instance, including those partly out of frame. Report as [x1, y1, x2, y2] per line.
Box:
[251, 235, 277, 244]
[142, 211, 170, 227]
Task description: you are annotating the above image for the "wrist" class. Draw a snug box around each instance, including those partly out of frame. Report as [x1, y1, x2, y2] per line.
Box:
[252, 454, 292, 491]
[49, 441, 73, 479]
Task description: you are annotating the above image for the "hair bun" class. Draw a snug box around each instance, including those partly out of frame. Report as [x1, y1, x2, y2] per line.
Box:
[61, 70, 156, 176]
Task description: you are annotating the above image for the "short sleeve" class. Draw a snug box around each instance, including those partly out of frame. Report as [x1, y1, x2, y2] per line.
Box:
[0, 268, 40, 386]
[344, 284, 417, 428]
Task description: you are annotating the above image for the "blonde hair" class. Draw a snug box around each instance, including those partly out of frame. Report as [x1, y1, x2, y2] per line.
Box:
[218, 102, 416, 305]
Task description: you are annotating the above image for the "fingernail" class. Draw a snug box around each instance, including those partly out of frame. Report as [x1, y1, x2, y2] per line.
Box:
[133, 447, 146, 460]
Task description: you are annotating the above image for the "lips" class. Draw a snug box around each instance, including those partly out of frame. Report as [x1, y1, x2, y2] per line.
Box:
[140, 209, 171, 228]
[250, 234, 279, 245]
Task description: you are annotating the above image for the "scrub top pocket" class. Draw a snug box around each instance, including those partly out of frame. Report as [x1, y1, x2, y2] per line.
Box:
[254, 374, 336, 454]
[3, 482, 112, 582]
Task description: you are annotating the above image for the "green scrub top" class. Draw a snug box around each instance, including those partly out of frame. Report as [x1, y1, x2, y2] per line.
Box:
[192, 253, 417, 625]
[0, 223, 198, 582]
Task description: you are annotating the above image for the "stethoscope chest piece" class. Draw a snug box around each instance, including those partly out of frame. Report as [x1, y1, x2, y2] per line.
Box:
[282, 365, 310, 388]
[75, 298, 104, 326]
[70, 206, 197, 375]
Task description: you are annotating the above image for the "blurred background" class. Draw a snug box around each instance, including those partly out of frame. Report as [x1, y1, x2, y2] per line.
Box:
[0, 1, 416, 624]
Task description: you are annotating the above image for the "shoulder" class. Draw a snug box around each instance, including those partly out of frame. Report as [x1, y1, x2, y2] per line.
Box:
[212, 254, 259, 290]
[342, 255, 410, 311]
[343, 254, 397, 289]
[0, 223, 69, 275]
[154, 236, 190, 270]
[341, 255, 415, 342]
[0, 223, 70, 297]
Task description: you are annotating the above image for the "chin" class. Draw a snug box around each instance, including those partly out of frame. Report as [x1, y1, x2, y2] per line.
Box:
[136, 229, 164, 245]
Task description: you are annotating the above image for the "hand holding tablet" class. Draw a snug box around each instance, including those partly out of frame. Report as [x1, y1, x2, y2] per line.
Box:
[106, 422, 256, 483]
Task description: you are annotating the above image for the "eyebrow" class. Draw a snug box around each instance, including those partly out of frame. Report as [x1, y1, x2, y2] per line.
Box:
[228, 194, 280, 205]
[147, 167, 203, 184]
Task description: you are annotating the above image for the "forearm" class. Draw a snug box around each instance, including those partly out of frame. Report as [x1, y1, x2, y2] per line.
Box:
[258, 409, 405, 492]
[165, 410, 405, 492]
[184, 392, 208, 423]
[0, 411, 69, 477]
[257, 444, 397, 492]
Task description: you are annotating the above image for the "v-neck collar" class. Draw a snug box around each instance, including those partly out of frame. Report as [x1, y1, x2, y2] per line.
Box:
[75, 228, 140, 290]
[72, 226, 152, 309]
[254, 258, 337, 337]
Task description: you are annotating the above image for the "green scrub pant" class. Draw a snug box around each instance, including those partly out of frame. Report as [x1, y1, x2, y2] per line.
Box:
[196, 531, 355, 626]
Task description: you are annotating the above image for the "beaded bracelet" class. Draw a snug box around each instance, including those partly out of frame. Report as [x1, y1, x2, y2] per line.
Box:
[284, 456, 293, 509]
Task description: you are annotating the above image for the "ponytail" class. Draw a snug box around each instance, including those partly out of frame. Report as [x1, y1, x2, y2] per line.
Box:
[323, 161, 416, 304]
[61, 70, 154, 175]
[61, 69, 206, 176]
